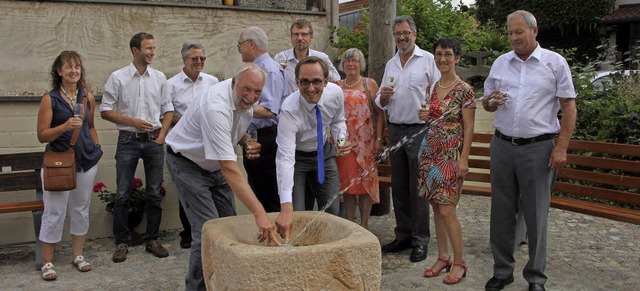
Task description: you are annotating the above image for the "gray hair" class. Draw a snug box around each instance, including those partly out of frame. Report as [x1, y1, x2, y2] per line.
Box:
[241, 26, 268, 50]
[181, 41, 205, 59]
[393, 15, 417, 33]
[339, 48, 366, 73]
[234, 63, 267, 81]
[507, 10, 537, 28]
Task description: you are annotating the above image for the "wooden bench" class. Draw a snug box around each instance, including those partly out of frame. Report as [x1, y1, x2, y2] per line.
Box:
[377, 132, 640, 225]
[0, 152, 45, 269]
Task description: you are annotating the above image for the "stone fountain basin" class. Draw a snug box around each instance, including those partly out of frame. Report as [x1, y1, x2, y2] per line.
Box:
[202, 211, 381, 290]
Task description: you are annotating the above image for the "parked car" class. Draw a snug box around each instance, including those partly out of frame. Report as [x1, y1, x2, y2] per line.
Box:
[590, 70, 639, 90]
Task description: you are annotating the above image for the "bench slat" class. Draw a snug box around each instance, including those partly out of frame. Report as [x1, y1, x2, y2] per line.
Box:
[566, 139, 640, 158]
[558, 168, 640, 189]
[551, 196, 640, 224]
[0, 152, 44, 172]
[553, 182, 640, 206]
[0, 201, 44, 214]
[0, 172, 41, 192]
[566, 154, 640, 174]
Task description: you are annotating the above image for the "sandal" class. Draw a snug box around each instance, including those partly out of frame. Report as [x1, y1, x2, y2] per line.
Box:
[443, 263, 468, 285]
[41, 262, 57, 281]
[424, 257, 452, 278]
[72, 255, 92, 272]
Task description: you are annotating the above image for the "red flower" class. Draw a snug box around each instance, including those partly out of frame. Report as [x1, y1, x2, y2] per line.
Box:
[93, 182, 106, 193]
[132, 178, 143, 190]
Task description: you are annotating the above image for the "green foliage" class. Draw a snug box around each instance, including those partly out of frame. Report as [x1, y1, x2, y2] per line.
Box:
[330, 0, 510, 61]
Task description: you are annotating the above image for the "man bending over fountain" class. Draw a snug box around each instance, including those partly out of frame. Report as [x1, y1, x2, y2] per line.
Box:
[165, 64, 280, 290]
[275, 56, 351, 242]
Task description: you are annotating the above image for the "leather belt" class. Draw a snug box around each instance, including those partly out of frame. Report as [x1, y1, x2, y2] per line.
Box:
[166, 145, 187, 160]
[495, 130, 556, 146]
[119, 129, 160, 140]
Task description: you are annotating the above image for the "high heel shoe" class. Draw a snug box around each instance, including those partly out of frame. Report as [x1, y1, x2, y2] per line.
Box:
[423, 257, 452, 278]
[443, 263, 468, 285]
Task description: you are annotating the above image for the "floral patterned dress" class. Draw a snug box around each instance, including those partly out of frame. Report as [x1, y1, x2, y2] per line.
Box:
[418, 81, 475, 205]
[336, 86, 380, 203]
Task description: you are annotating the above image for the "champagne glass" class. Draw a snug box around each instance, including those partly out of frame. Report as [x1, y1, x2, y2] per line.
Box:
[386, 76, 395, 86]
[73, 103, 84, 120]
[278, 57, 287, 68]
[337, 128, 347, 156]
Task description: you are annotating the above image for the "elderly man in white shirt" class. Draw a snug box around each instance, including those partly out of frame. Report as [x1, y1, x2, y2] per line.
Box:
[375, 15, 440, 263]
[273, 19, 340, 94]
[167, 41, 219, 250]
[274, 57, 350, 243]
[482, 10, 577, 291]
[165, 64, 279, 291]
[100, 32, 174, 263]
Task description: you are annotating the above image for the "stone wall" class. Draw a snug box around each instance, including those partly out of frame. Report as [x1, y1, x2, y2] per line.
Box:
[0, 0, 335, 245]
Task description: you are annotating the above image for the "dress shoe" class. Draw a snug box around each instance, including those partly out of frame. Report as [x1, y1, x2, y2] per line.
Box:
[485, 276, 514, 291]
[381, 239, 412, 253]
[529, 283, 546, 291]
[180, 237, 192, 249]
[409, 245, 427, 262]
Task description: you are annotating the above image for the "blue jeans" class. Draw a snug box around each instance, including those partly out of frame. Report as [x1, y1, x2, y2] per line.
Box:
[166, 150, 235, 291]
[112, 135, 165, 244]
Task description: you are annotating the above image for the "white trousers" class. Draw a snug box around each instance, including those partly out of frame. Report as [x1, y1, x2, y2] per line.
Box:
[39, 165, 98, 243]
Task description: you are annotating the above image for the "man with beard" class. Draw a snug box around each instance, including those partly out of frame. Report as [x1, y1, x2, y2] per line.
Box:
[165, 65, 280, 290]
[101, 32, 174, 263]
[274, 57, 350, 242]
[376, 15, 440, 263]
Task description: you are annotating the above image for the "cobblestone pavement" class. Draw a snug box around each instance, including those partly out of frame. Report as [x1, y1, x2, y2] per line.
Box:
[0, 195, 638, 290]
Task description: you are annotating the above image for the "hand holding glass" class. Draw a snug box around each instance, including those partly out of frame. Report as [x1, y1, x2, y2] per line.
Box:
[247, 129, 258, 149]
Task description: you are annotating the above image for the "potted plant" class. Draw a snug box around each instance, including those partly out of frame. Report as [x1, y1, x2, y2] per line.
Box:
[93, 178, 166, 230]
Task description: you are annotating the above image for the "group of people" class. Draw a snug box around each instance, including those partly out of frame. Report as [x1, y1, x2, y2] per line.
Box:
[35, 9, 576, 291]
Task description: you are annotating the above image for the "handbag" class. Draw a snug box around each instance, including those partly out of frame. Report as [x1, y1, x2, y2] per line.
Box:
[42, 96, 87, 191]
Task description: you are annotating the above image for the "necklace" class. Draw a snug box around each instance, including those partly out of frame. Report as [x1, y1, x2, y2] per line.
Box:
[437, 77, 459, 89]
[60, 87, 78, 107]
[343, 75, 362, 87]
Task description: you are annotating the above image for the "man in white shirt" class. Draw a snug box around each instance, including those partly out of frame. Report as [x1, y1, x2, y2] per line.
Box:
[237, 26, 287, 213]
[273, 19, 340, 94]
[165, 65, 279, 290]
[100, 32, 174, 263]
[274, 56, 350, 243]
[167, 41, 219, 249]
[376, 15, 440, 263]
[482, 11, 577, 291]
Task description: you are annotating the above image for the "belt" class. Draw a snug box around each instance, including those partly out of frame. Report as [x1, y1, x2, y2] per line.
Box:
[166, 145, 187, 159]
[389, 123, 424, 127]
[295, 150, 317, 157]
[495, 130, 556, 146]
[119, 129, 160, 140]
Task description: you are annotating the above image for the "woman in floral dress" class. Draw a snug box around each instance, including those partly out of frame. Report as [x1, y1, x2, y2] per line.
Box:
[336, 48, 385, 229]
[418, 38, 475, 285]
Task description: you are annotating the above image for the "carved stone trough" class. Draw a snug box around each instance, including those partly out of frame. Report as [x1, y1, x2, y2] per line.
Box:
[201, 211, 381, 290]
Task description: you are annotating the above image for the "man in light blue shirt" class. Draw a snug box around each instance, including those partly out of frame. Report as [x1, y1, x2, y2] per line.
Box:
[238, 26, 287, 212]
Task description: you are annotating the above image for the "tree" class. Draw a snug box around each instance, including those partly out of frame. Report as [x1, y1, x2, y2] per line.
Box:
[475, 0, 616, 61]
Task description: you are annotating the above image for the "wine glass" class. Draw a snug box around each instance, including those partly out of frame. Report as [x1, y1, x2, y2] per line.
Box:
[278, 57, 287, 68]
[246, 129, 258, 149]
[337, 128, 347, 156]
[386, 76, 395, 86]
[73, 103, 84, 120]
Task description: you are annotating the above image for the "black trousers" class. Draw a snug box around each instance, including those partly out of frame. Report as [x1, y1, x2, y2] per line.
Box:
[243, 125, 281, 212]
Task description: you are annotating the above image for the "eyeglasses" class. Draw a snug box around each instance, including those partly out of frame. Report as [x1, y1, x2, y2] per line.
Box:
[344, 59, 360, 64]
[392, 31, 413, 37]
[236, 39, 250, 49]
[435, 52, 456, 59]
[291, 32, 312, 38]
[189, 56, 207, 62]
[297, 78, 325, 88]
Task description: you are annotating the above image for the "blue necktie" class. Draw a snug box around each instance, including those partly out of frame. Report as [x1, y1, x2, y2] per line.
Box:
[315, 104, 324, 184]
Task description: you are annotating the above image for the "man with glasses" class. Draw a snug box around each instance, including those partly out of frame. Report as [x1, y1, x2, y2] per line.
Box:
[376, 15, 440, 263]
[237, 26, 287, 213]
[167, 41, 219, 249]
[101, 32, 174, 262]
[274, 19, 340, 94]
[274, 57, 350, 243]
